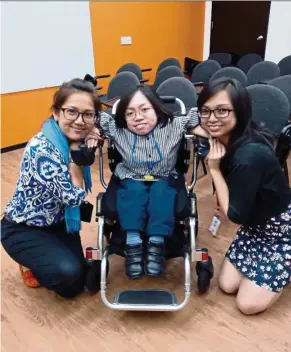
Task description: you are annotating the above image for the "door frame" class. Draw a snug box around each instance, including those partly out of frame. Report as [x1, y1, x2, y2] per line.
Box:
[203, 1, 212, 60]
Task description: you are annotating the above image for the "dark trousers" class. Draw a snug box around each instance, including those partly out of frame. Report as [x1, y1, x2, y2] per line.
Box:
[1, 218, 86, 298]
[116, 177, 177, 236]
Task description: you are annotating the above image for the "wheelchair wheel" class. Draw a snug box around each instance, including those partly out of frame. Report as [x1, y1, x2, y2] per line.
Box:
[85, 259, 109, 293]
[196, 256, 213, 294]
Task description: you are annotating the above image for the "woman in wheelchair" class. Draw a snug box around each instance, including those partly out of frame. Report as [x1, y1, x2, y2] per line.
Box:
[87, 85, 208, 279]
[198, 77, 291, 314]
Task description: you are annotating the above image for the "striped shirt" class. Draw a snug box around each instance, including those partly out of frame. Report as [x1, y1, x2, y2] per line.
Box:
[99, 108, 199, 179]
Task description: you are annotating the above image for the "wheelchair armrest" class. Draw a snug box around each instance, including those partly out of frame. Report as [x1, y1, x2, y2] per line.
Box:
[192, 81, 204, 87]
[189, 192, 198, 217]
[96, 192, 105, 216]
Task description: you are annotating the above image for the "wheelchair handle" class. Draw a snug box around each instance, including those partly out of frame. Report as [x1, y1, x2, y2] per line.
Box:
[160, 96, 186, 115]
[160, 96, 176, 103]
[112, 99, 121, 115]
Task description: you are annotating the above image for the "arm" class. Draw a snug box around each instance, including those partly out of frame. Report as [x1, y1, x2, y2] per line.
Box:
[184, 108, 209, 138]
[208, 139, 262, 224]
[188, 125, 209, 138]
[86, 112, 116, 148]
[69, 142, 84, 189]
[34, 144, 86, 207]
[210, 169, 230, 219]
[208, 139, 230, 219]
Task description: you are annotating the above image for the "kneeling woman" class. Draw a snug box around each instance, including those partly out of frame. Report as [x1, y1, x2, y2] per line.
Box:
[88, 85, 208, 279]
[1, 78, 99, 298]
[198, 77, 291, 315]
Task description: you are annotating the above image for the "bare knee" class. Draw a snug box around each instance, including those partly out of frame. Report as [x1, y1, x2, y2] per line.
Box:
[236, 297, 262, 315]
[236, 278, 282, 315]
[218, 274, 239, 294]
[218, 260, 242, 294]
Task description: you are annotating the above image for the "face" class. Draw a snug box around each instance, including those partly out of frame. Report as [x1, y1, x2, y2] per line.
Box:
[53, 92, 95, 142]
[125, 91, 158, 135]
[200, 89, 237, 143]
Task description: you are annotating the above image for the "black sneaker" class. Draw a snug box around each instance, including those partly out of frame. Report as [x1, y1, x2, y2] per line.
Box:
[124, 243, 144, 279]
[145, 241, 165, 277]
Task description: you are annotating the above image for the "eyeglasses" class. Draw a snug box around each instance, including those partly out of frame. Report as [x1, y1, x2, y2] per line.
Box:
[198, 107, 233, 119]
[61, 108, 96, 124]
[125, 106, 153, 121]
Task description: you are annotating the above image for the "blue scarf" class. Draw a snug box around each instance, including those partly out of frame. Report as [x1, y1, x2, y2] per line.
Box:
[42, 118, 92, 233]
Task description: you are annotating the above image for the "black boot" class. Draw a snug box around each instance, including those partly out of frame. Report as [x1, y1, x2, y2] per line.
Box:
[124, 243, 144, 279]
[145, 241, 165, 277]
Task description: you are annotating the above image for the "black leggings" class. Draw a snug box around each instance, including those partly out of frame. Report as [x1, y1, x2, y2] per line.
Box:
[1, 218, 87, 298]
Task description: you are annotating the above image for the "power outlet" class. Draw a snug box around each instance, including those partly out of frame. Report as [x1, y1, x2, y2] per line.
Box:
[121, 36, 132, 45]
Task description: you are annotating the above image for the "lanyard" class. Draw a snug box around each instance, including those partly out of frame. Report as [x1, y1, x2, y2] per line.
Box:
[131, 130, 163, 173]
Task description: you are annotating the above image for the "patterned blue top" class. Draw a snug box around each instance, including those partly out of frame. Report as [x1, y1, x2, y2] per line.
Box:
[5, 132, 86, 227]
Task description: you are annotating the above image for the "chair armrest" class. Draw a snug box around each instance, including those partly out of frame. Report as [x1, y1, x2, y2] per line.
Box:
[95, 74, 111, 79]
[140, 79, 149, 83]
[101, 97, 120, 108]
[192, 81, 204, 87]
[141, 68, 152, 72]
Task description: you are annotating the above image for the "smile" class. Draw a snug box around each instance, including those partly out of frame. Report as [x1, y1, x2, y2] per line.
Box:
[208, 125, 222, 130]
[71, 127, 85, 132]
[135, 123, 146, 128]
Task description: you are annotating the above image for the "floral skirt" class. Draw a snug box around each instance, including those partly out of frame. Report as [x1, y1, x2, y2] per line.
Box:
[226, 204, 291, 292]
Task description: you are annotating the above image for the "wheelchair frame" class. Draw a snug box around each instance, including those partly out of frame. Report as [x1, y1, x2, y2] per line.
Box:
[85, 97, 213, 311]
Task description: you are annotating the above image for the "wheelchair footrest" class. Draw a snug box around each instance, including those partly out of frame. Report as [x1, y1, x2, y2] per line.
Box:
[114, 289, 177, 306]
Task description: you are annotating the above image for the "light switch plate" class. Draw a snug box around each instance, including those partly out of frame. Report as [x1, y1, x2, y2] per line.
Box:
[121, 36, 132, 45]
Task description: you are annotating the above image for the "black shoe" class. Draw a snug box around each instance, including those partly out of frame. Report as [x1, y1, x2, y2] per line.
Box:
[145, 241, 165, 277]
[124, 243, 144, 279]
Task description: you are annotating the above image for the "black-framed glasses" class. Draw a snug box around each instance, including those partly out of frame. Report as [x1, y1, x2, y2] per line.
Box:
[61, 108, 96, 124]
[198, 107, 233, 119]
[125, 106, 153, 121]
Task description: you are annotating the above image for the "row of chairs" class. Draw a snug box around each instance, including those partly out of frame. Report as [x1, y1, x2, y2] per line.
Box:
[190, 58, 290, 87]
[208, 52, 291, 76]
[86, 53, 291, 112]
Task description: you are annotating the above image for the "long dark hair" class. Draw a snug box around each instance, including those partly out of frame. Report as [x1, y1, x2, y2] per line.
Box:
[197, 77, 274, 152]
[115, 85, 173, 128]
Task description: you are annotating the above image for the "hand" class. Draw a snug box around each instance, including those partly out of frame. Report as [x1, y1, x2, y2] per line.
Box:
[207, 138, 226, 171]
[70, 141, 81, 150]
[85, 128, 103, 148]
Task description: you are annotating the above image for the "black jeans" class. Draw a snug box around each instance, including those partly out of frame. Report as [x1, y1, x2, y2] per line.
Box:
[1, 218, 87, 298]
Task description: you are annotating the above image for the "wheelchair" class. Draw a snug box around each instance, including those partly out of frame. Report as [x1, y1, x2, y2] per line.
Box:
[73, 96, 214, 311]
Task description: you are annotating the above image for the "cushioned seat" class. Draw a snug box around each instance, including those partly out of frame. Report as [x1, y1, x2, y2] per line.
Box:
[102, 173, 190, 221]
